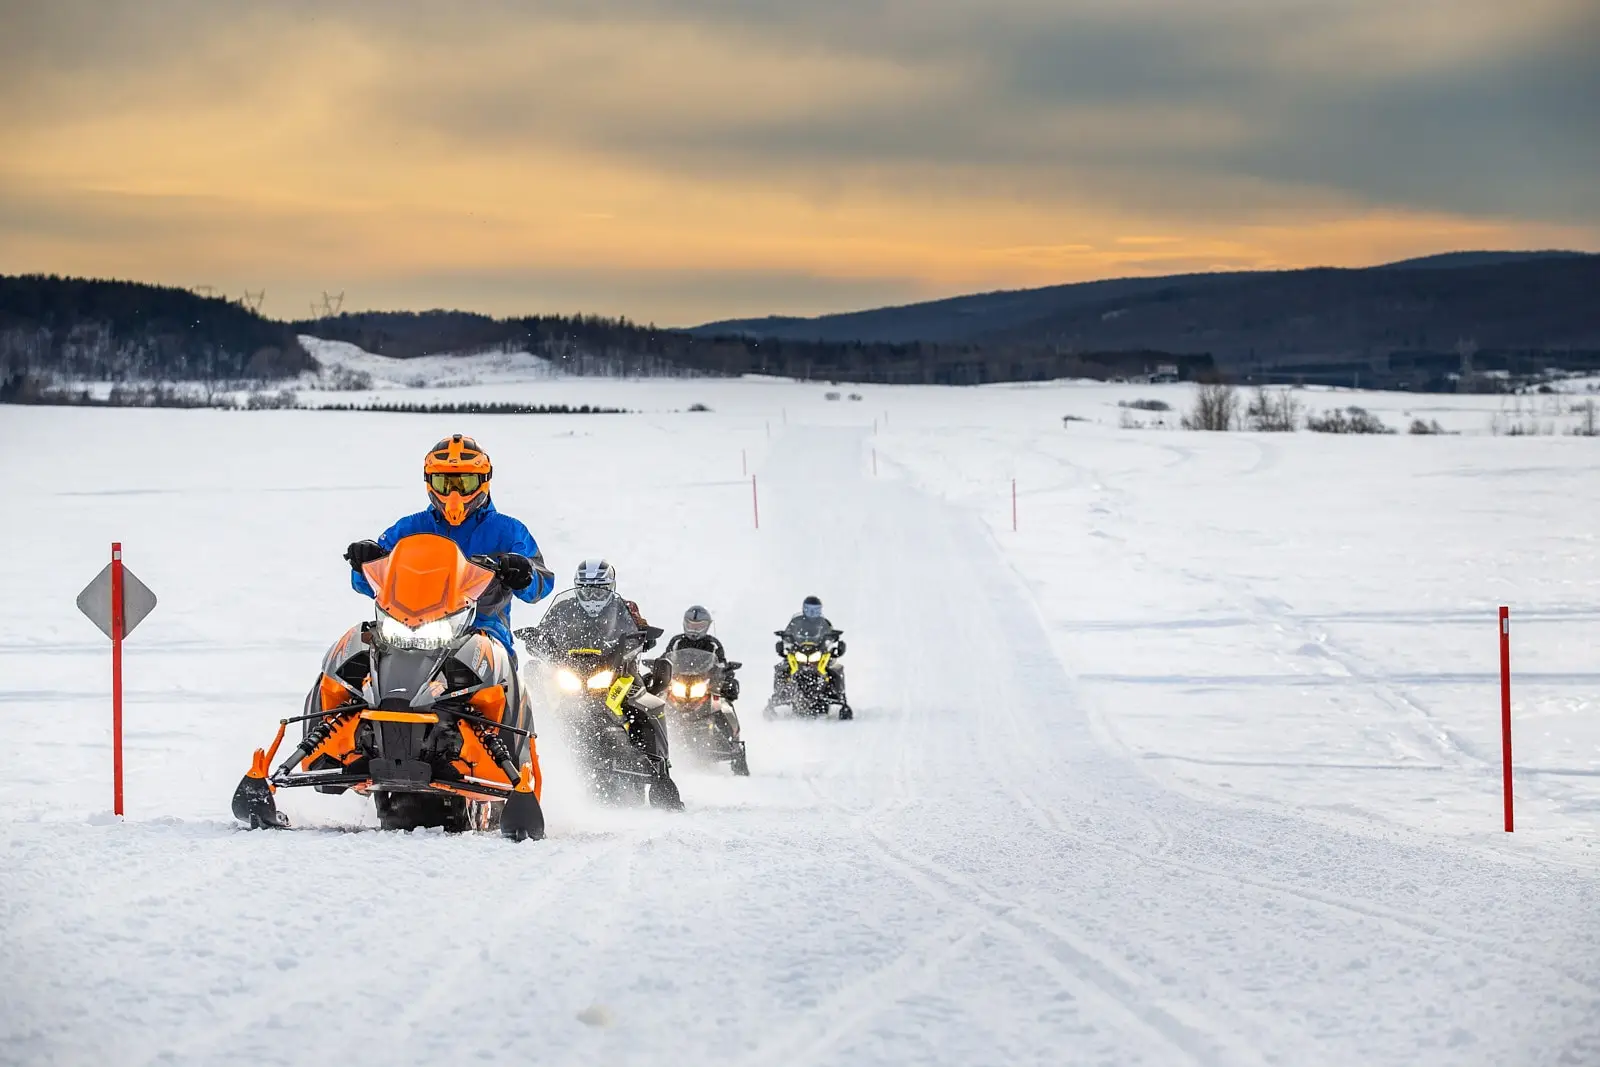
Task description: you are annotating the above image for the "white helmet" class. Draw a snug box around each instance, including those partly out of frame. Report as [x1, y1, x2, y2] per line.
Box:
[683, 605, 712, 638]
[573, 558, 616, 617]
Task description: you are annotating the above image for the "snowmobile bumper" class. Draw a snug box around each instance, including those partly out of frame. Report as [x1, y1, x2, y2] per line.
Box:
[232, 708, 545, 833]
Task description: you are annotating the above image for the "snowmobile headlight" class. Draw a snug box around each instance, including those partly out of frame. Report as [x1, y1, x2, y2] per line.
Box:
[689, 680, 709, 699]
[554, 667, 583, 693]
[376, 606, 474, 650]
[670, 680, 688, 699]
[804, 651, 821, 663]
[586, 669, 616, 691]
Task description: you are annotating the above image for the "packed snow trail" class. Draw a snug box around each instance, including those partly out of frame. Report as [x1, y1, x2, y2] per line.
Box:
[2, 419, 1596, 1066]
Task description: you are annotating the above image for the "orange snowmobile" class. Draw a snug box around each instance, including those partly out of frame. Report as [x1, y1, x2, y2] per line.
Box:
[231, 533, 546, 840]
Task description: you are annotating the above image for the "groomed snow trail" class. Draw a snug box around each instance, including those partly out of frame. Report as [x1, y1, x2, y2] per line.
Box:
[3, 419, 1597, 1066]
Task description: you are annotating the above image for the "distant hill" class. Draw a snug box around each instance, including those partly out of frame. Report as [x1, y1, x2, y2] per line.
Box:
[1376, 250, 1592, 270]
[6, 252, 1598, 395]
[692, 253, 1600, 367]
[0, 275, 313, 386]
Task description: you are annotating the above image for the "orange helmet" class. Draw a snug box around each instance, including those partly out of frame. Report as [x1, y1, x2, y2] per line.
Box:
[423, 434, 492, 525]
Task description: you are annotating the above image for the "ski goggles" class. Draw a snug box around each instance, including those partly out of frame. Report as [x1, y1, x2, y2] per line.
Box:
[428, 472, 485, 495]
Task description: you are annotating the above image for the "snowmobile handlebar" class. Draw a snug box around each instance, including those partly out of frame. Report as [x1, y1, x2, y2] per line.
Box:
[515, 623, 661, 656]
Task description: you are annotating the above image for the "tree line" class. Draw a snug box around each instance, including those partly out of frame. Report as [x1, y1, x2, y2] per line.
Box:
[3, 274, 1217, 391]
[0, 275, 313, 389]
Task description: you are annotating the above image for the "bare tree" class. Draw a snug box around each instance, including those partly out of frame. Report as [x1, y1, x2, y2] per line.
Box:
[1181, 382, 1239, 431]
[1245, 386, 1302, 431]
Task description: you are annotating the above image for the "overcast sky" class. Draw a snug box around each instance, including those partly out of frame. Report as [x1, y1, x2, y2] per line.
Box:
[2, 0, 1595, 324]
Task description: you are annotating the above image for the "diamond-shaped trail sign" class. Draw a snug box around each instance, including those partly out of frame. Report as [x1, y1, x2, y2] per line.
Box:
[76, 562, 158, 639]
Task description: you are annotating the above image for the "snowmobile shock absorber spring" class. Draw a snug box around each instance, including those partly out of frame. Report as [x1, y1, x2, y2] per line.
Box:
[469, 721, 522, 783]
[275, 711, 355, 778]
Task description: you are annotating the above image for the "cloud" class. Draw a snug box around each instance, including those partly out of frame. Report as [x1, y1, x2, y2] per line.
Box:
[0, 0, 1595, 321]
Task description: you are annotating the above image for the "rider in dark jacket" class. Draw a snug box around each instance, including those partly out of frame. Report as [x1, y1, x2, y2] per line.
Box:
[664, 605, 739, 701]
[772, 595, 847, 711]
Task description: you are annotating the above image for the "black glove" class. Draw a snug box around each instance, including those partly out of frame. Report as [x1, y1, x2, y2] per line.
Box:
[494, 552, 534, 591]
[344, 540, 387, 570]
[646, 658, 671, 695]
[722, 677, 741, 702]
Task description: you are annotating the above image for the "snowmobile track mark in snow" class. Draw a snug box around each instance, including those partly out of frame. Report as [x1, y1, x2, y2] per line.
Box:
[130, 836, 632, 1067]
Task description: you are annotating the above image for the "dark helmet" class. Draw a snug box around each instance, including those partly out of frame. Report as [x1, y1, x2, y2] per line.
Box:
[802, 595, 823, 619]
[683, 605, 712, 638]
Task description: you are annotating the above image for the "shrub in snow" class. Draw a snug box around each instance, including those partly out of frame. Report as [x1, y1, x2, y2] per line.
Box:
[688, 402, 712, 412]
[1570, 400, 1598, 437]
[316, 401, 627, 415]
[316, 365, 373, 391]
[1118, 398, 1170, 412]
[1306, 406, 1393, 434]
[245, 389, 298, 410]
[1180, 383, 1238, 431]
[1118, 410, 1169, 430]
[1408, 418, 1448, 435]
[1245, 387, 1301, 432]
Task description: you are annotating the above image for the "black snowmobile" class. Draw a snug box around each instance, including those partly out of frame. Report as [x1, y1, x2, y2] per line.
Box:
[766, 617, 852, 720]
[661, 647, 749, 776]
[516, 590, 684, 810]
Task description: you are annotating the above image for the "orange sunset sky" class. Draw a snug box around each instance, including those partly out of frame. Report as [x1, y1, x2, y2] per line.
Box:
[2, 0, 1596, 325]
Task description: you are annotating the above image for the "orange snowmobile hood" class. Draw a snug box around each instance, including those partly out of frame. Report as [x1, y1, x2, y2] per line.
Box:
[362, 533, 495, 628]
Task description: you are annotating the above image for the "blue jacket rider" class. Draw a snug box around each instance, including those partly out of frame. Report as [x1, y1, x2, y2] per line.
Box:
[344, 434, 554, 655]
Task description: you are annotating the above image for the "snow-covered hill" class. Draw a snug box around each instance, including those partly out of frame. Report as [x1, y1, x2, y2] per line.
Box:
[2, 374, 1596, 1065]
[297, 336, 562, 390]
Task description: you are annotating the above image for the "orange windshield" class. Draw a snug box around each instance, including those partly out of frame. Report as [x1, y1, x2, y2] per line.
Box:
[362, 534, 495, 628]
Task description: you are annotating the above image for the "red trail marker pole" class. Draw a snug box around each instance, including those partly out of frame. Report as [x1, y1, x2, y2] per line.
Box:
[752, 475, 760, 530]
[111, 542, 125, 817]
[75, 543, 156, 819]
[1011, 479, 1018, 532]
[1500, 606, 1513, 832]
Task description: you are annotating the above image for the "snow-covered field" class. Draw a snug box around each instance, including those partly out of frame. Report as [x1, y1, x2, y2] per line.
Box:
[2, 366, 1597, 1066]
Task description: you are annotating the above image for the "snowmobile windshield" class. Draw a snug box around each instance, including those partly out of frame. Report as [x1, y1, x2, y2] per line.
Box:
[666, 647, 717, 678]
[787, 616, 831, 643]
[536, 590, 640, 655]
[362, 533, 494, 628]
